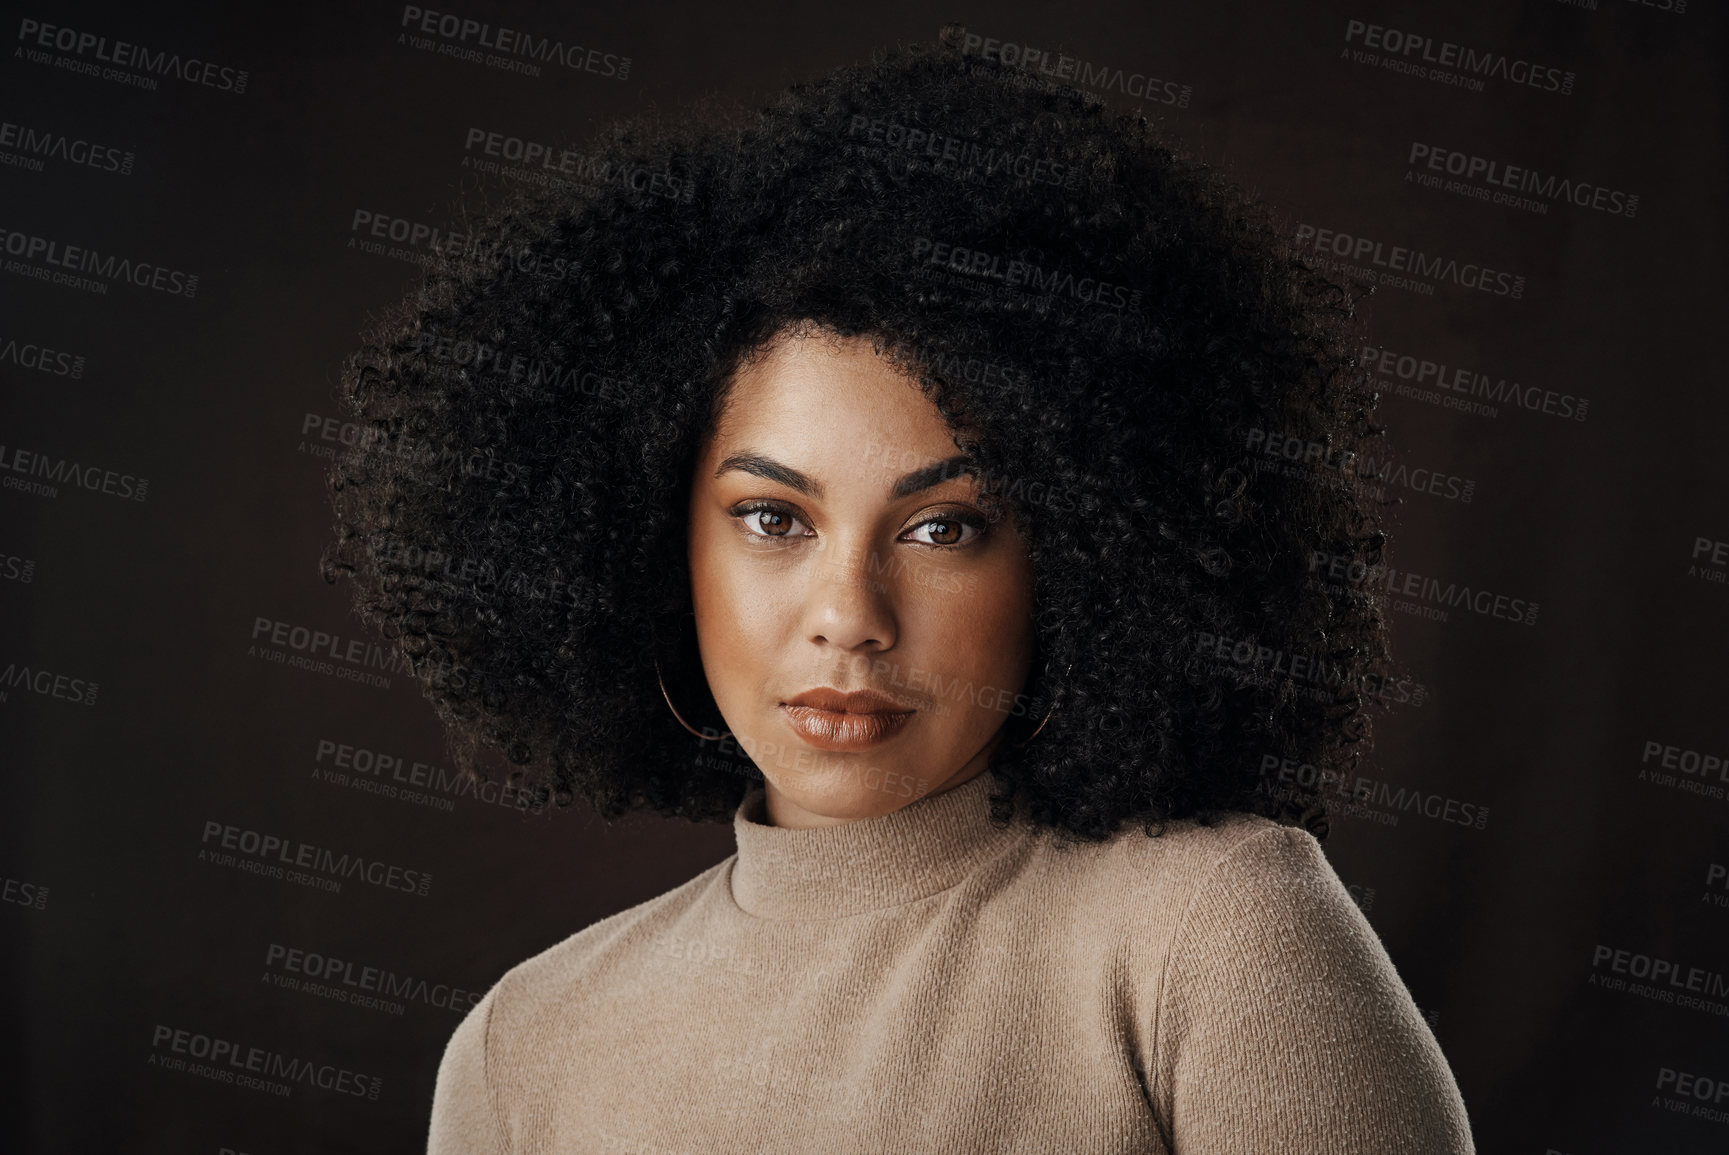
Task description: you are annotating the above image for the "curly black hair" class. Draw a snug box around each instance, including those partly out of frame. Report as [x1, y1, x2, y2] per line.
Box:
[321, 24, 1412, 844]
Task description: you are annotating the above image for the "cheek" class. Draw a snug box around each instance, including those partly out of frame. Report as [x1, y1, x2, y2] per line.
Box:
[986, 544, 1037, 627]
[984, 584, 1037, 676]
[687, 518, 791, 695]
[689, 517, 742, 650]
[909, 549, 1036, 680]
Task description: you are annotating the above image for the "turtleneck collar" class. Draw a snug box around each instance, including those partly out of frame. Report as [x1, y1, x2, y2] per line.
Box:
[727, 771, 1028, 920]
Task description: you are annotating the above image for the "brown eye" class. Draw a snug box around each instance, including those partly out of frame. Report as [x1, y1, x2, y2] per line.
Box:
[925, 519, 962, 545]
[903, 514, 983, 547]
[756, 509, 793, 537]
[734, 503, 812, 540]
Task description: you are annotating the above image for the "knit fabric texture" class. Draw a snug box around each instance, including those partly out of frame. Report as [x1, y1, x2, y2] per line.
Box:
[427, 771, 1475, 1153]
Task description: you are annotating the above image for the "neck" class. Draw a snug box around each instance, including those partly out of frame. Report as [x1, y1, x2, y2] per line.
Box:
[729, 762, 1027, 919]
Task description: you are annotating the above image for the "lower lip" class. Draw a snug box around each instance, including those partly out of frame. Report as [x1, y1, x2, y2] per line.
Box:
[779, 705, 913, 751]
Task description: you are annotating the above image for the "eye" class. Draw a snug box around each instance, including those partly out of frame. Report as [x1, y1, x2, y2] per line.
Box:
[733, 502, 813, 540]
[901, 512, 985, 547]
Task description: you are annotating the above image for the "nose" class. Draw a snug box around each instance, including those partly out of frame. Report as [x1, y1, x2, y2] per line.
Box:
[800, 540, 899, 653]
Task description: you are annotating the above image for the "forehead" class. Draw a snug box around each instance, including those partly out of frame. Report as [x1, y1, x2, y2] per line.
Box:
[706, 332, 957, 460]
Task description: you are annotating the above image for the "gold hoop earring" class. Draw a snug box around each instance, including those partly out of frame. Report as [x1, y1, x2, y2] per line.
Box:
[1012, 701, 1056, 748]
[1009, 667, 1065, 750]
[655, 659, 729, 741]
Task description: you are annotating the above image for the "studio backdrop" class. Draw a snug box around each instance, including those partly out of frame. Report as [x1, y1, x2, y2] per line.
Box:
[2, 1, 1725, 1152]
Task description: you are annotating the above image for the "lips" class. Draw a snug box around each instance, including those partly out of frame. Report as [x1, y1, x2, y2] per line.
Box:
[783, 687, 915, 714]
[779, 687, 916, 752]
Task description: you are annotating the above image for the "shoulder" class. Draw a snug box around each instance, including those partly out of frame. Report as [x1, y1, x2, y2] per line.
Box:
[446, 854, 734, 1074]
[1133, 816, 1375, 1018]
[1115, 810, 1304, 871]
[1022, 810, 1324, 926]
[488, 855, 734, 1022]
[998, 811, 1347, 1001]
[429, 857, 735, 1151]
[1161, 818, 1373, 987]
[1161, 817, 1348, 950]
[1129, 822, 1476, 1151]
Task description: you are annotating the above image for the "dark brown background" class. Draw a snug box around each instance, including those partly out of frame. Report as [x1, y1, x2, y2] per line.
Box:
[3, 1, 1726, 1152]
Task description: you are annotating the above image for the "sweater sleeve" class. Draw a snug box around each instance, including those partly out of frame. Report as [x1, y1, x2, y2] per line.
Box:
[427, 982, 511, 1155]
[1151, 823, 1474, 1154]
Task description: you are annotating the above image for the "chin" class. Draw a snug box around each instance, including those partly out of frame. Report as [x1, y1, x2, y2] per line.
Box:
[780, 778, 902, 822]
[791, 795, 892, 819]
[765, 756, 942, 822]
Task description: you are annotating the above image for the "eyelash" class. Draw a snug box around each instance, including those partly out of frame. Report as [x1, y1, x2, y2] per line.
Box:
[728, 500, 988, 548]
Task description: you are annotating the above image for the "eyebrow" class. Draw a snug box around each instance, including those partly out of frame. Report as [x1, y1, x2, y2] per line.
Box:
[714, 452, 978, 501]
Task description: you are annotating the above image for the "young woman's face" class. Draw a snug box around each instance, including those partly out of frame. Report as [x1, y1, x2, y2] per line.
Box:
[687, 330, 1037, 829]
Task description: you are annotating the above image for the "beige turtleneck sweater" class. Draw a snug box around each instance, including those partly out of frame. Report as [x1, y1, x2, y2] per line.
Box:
[427, 772, 1474, 1153]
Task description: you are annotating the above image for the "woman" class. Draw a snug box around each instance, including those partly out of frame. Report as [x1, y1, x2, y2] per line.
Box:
[324, 25, 1473, 1154]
